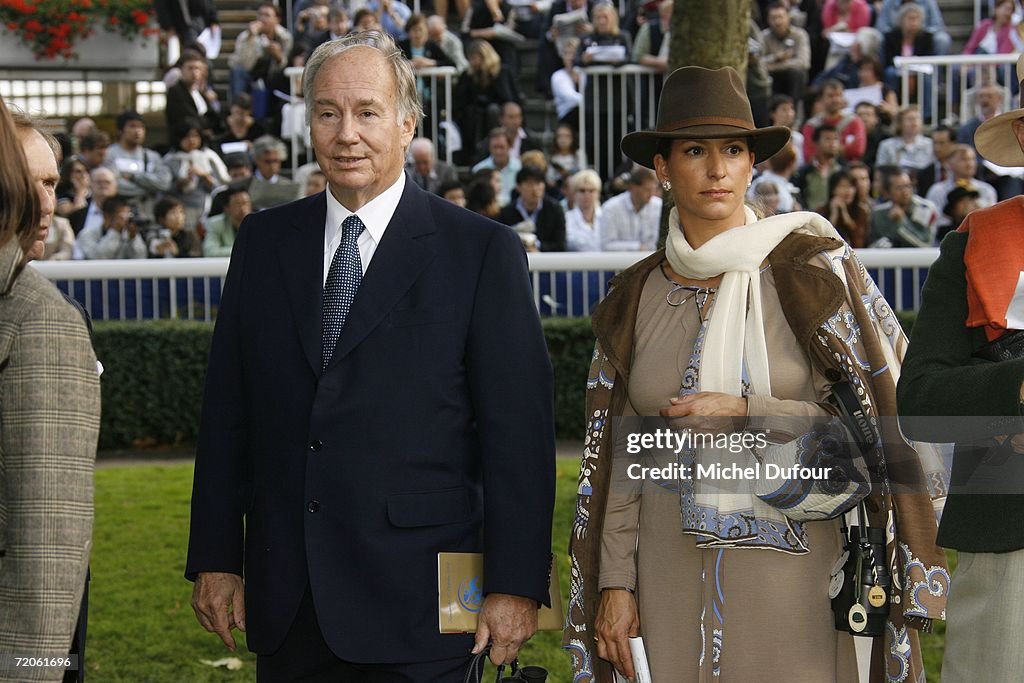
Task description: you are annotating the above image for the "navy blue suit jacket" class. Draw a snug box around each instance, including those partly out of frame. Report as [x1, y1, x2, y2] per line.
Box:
[185, 176, 556, 662]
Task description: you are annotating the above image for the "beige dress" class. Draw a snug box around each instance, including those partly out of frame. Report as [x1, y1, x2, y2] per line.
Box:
[599, 264, 859, 682]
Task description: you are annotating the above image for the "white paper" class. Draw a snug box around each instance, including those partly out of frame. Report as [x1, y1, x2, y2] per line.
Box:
[553, 7, 588, 26]
[828, 31, 856, 49]
[843, 83, 883, 108]
[629, 636, 653, 683]
[585, 44, 627, 63]
[114, 157, 140, 174]
[197, 25, 222, 60]
[219, 141, 250, 156]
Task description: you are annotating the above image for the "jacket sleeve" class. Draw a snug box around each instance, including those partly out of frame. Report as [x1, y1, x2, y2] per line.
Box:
[185, 217, 254, 579]
[466, 225, 555, 605]
[0, 296, 99, 681]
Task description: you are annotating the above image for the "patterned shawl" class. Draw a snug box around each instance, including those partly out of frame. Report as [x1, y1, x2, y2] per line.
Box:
[563, 231, 949, 683]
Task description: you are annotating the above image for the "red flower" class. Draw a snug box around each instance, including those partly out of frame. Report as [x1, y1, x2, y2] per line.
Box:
[24, 18, 41, 31]
[131, 9, 148, 25]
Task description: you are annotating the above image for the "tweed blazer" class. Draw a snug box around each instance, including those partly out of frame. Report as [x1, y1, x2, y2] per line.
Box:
[0, 239, 100, 682]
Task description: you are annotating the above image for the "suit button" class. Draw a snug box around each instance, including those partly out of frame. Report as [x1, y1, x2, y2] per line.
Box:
[307, 500, 320, 513]
[309, 439, 323, 452]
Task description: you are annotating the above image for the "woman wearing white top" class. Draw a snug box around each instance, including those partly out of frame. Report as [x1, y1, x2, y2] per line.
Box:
[564, 169, 603, 251]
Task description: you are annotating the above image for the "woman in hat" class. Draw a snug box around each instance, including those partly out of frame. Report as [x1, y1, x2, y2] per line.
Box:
[564, 65, 947, 682]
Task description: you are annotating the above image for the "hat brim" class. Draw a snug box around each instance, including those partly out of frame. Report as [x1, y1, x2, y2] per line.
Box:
[975, 109, 1024, 166]
[620, 124, 792, 169]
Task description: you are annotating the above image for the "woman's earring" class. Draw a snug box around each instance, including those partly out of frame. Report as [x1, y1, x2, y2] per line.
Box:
[662, 180, 672, 192]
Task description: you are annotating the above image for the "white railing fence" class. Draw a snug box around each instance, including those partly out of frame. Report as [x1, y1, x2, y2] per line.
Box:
[31, 249, 940, 322]
[893, 53, 1019, 129]
[284, 65, 457, 174]
[577, 65, 662, 179]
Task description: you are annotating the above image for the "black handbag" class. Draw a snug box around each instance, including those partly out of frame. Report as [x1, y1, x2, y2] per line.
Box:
[830, 501, 892, 637]
[973, 328, 1024, 362]
[464, 645, 548, 683]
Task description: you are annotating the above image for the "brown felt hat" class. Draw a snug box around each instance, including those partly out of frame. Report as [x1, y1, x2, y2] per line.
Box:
[975, 54, 1024, 166]
[620, 66, 792, 169]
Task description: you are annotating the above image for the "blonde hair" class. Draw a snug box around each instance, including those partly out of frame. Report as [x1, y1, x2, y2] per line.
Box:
[467, 40, 502, 85]
[592, 3, 621, 36]
[569, 169, 602, 193]
[521, 150, 548, 172]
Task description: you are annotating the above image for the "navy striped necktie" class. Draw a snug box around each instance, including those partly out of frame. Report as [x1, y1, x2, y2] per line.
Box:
[321, 214, 364, 372]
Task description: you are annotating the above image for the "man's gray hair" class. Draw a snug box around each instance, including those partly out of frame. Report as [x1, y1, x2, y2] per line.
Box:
[253, 135, 287, 158]
[9, 107, 61, 160]
[302, 30, 425, 127]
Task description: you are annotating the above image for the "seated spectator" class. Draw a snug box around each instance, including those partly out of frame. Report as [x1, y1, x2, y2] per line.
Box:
[881, 3, 935, 95]
[227, 2, 293, 103]
[869, 169, 939, 247]
[853, 55, 900, 118]
[471, 128, 521, 206]
[598, 167, 661, 251]
[104, 110, 172, 224]
[148, 196, 199, 258]
[463, 0, 520, 73]
[353, 7, 382, 31]
[916, 124, 956, 194]
[761, 1, 811, 104]
[76, 130, 109, 171]
[535, 0, 593, 96]
[632, 0, 672, 72]
[938, 185, 980, 241]
[497, 165, 566, 251]
[163, 119, 231, 236]
[821, 0, 871, 37]
[77, 195, 148, 259]
[749, 141, 800, 212]
[41, 216, 75, 261]
[427, 14, 470, 74]
[875, 105, 933, 172]
[248, 135, 299, 210]
[303, 170, 327, 197]
[874, 0, 951, 55]
[203, 188, 252, 256]
[406, 137, 459, 194]
[56, 157, 91, 219]
[962, 0, 1022, 56]
[794, 123, 844, 211]
[817, 168, 869, 247]
[497, 101, 542, 160]
[366, 0, 412, 40]
[925, 145, 998, 233]
[577, 3, 631, 66]
[549, 123, 586, 187]
[801, 79, 866, 161]
[309, 8, 350, 51]
[453, 40, 523, 164]
[564, 169, 602, 251]
[69, 167, 118, 237]
[439, 180, 467, 206]
[812, 26, 883, 90]
[165, 50, 223, 148]
[854, 101, 886, 168]
[768, 94, 804, 166]
[847, 159, 873, 207]
[294, 3, 329, 45]
[551, 37, 585, 128]
[217, 94, 266, 155]
[465, 173, 501, 218]
[400, 13, 454, 69]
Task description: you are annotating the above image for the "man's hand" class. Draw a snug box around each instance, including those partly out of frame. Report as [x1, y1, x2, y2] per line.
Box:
[472, 593, 538, 666]
[192, 572, 246, 651]
[889, 204, 905, 222]
[595, 588, 639, 680]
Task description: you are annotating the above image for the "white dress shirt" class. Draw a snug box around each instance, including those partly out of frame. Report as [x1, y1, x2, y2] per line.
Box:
[598, 191, 663, 251]
[323, 171, 406, 285]
[565, 206, 602, 251]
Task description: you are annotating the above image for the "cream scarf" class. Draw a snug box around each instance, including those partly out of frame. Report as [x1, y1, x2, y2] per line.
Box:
[665, 206, 846, 551]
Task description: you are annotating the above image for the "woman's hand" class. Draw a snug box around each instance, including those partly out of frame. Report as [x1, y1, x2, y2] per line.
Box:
[660, 392, 747, 433]
[595, 588, 639, 680]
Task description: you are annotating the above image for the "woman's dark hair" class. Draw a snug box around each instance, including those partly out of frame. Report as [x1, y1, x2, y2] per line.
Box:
[827, 169, 866, 220]
[174, 118, 206, 149]
[554, 123, 578, 152]
[154, 196, 184, 223]
[57, 156, 89, 198]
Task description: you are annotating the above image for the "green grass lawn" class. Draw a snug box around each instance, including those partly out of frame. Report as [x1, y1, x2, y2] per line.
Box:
[89, 459, 946, 681]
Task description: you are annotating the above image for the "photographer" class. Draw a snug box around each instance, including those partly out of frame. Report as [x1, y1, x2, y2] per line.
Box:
[148, 196, 198, 258]
[77, 195, 147, 259]
[227, 2, 293, 104]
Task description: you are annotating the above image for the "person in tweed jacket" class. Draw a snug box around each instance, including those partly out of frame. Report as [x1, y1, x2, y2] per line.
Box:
[0, 95, 101, 681]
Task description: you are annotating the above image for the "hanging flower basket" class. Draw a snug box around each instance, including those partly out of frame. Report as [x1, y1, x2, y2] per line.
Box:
[0, 0, 159, 62]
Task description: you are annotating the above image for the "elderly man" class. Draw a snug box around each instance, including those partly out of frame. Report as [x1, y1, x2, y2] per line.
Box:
[247, 135, 299, 210]
[598, 167, 662, 251]
[406, 137, 458, 194]
[427, 14, 469, 74]
[1, 107, 100, 683]
[69, 166, 118, 238]
[186, 31, 555, 680]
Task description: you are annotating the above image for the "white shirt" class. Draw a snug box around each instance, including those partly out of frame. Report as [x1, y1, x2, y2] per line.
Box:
[598, 191, 662, 251]
[925, 177, 998, 228]
[323, 171, 406, 285]
[565, 206, 602, 251]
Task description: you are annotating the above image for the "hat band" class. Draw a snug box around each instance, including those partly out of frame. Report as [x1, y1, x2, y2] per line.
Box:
[656, 116, 754, 133]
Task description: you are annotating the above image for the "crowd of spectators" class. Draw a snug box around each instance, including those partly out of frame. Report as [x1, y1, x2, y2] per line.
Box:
[38, 0, 1024, 262]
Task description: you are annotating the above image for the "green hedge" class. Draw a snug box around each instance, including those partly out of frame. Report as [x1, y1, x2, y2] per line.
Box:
[92, 312, 919, 450]
[92, 318, 597, 450]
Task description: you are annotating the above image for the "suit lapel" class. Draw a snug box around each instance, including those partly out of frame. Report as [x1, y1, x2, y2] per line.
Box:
[278, 193, 327, 374]
[326, 178, 436, 369]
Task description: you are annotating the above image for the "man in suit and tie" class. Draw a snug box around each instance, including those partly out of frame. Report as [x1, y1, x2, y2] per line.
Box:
[405, 137, 458, 195]
[186, 30, 556, 681]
